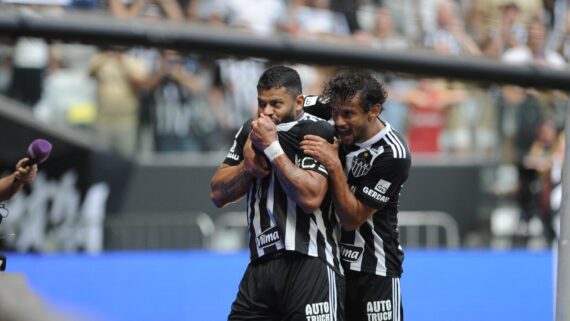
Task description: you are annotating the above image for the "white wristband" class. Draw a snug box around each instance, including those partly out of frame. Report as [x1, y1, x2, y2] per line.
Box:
[263, 141, 285, 162]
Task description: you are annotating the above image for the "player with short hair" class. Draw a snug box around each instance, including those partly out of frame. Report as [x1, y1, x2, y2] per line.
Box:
[210, 65, 345, 321]
[301, 70, 411, 321]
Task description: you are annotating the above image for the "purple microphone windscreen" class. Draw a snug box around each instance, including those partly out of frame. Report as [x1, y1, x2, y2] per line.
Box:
[27, 139, 52, 165]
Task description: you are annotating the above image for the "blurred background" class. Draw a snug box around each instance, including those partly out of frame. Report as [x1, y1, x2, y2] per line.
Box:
[0, 0, 566, 320]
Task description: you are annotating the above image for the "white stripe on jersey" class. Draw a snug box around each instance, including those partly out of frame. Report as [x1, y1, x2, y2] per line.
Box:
[315, 209, 334, 266]
[266, 173, 284, 250]
[371, 219, 387, 275]
[386, 130, 406, 159]
[308, 211, 319, 257]
[350, 231, 366, 271]
[251, 181, 264, 258]
[284, 197, 297, 249]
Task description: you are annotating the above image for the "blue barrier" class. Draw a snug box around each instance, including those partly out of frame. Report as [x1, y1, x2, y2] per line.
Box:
[5, 250, 553, 321]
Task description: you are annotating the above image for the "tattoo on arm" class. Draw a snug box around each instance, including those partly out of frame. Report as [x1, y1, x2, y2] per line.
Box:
[218, 168, 251, 200]
[274, 161, 304, 195]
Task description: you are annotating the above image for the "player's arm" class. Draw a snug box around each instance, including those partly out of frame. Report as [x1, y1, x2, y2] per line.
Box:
[271, 152, 328, 214]
[210, 121, 268, 208]
[251, 114, 327, 213]
[210, 162, 252, 208]
[0, 158, 37, 202]
[301, 135, 375, 230]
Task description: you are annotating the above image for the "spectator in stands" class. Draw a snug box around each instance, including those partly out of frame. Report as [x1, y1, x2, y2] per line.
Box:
[502, 17, 567, 69]
[34, 42, 98, 130]
[424, 0, 481, 56]
[7, 37, 50, 108]
[370, 6, 410, 50]
[89, 46, 148, 158]
[0, 158, 37, 203]
[516, 119, 560, 246]
[400, 78, 466, 154]
[141, 49, 221, 152]
[108, 0, 185, 21]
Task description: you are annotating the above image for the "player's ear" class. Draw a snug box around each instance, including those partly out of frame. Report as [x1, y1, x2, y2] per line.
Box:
[296, 95, 305, 111]
[370, 103, 381, 119]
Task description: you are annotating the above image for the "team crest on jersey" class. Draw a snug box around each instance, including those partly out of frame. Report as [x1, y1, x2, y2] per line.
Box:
[340, 243, 364, 263]
[374, 179, 391, 194]
[256, 226, 281, 249]
[350, 147, 382, 178]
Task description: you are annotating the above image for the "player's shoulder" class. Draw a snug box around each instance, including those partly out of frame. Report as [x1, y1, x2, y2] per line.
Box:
[298, 112, 334, 130]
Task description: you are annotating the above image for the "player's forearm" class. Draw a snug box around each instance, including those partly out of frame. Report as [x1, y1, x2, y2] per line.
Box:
[210, 163, 252, 208]
[272, 155, 324, 213]
[327, 164, 370, 230]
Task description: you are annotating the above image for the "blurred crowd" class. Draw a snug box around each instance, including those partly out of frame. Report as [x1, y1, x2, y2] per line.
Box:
[0, 0, 568, 246]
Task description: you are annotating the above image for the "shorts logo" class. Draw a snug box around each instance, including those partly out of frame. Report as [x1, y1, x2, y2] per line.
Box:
[256, 226, 281, 249]
[340, 243, 364, 263]
[305, 301, 330, 320]
[367, 300, 393, 320]
[374, 179, 391, 194]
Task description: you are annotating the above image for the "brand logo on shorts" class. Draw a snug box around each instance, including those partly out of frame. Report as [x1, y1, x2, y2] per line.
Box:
[367, 300, 393, 320]
[305, 301, 330, 320]
[340, 243, 364, 263]
[256, 226, 281, 249]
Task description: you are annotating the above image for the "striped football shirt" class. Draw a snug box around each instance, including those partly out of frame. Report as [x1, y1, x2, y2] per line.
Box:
[223, 112, 343, 274]
[339, 122, 411, 277]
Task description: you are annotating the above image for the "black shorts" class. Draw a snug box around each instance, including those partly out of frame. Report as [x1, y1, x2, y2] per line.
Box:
[345, 271, 403, 321]
[229, 251, 345, 321]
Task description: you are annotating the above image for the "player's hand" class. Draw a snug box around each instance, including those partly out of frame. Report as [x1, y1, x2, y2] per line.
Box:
[250, 114, 278, 151]
[301, 135, 341, 171]
[244, 138, 270, 178]
[14, 158, 37, 185]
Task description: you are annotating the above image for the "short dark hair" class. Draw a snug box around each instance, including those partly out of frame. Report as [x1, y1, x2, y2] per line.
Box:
[322, 70, 387, 113]
[257, 65, 302, 98]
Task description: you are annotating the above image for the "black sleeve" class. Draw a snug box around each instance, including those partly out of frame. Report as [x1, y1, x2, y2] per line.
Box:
[222, 119, 252, 166]
[353, 156, 410, 210]
[298, 119, 336, 178]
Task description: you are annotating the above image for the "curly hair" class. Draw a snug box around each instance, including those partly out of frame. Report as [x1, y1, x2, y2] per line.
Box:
[322, 70, 387, 113]
[257, 65, 302, 98]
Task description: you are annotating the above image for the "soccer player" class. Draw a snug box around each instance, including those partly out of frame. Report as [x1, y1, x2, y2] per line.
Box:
[210, 65, 345, 321]
[301, 70, 411, 321]
[0, 158, 37, 202]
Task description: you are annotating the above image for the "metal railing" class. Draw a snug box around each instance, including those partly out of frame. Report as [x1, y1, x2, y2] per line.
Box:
[104, 212, 215, 250]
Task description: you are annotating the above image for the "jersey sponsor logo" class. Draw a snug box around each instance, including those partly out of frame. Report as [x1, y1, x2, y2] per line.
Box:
[350, 147, 383, 178]
[298, 156, 327, 175]
[255, 226, 281, 249]
[374, 179, 391, 194]
[305, 301, 330, 320]
[367, 300, 393, 321]
[362, 186, 390, 203]
[340, 243, 364, 262]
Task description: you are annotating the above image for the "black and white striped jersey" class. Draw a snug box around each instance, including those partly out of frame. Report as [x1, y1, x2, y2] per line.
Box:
[223, 113, 344, 275]
[339, 122, 411, 277]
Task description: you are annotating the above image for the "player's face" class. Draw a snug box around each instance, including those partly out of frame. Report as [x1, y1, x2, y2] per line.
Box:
[257, 87, 298, 124]
[332, 95, 379, 145]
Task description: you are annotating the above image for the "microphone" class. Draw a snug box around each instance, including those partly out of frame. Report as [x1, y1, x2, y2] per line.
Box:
[26, 139, 52, 166]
